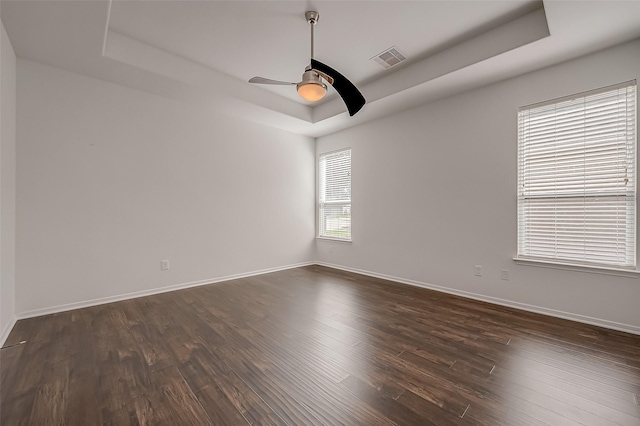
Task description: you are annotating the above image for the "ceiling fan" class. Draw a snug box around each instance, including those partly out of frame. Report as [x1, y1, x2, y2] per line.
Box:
[249, 11, 366, 116]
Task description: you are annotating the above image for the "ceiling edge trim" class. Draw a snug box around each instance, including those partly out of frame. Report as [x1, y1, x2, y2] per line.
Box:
[313, 6, 550, 123]
[103, 30, 313, 124]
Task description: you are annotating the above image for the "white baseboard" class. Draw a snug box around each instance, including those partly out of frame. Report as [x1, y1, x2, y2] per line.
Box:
[16, 261, 315, 320]
[0, 315, 17, 348]
[12, 260, 640, 337]
[315, 261, 640, 336]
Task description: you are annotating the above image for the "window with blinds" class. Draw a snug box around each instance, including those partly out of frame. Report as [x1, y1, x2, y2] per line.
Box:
[517, 81, 636, 268]
[319, 148, 351, 240]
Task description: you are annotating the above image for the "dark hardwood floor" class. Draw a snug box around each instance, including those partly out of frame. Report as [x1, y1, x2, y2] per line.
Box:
[2, 265, 640, 425]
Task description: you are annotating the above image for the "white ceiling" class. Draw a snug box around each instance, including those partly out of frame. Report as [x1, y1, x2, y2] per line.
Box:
[2, 1, 640, 137]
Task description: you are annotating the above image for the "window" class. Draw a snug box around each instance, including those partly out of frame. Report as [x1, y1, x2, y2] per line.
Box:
[319, 148, 351, 240]
[517, 81, 636, 269]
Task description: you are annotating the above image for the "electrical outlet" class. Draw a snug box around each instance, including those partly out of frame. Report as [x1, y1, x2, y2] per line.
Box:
[501, 269, 509, 280]
[474, 265, 483, 276]
[161, 260, 169, 270]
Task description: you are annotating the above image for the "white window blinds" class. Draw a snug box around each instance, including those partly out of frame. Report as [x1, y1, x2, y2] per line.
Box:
[319, 149, 351, 240]
[517, 81, 636, 268]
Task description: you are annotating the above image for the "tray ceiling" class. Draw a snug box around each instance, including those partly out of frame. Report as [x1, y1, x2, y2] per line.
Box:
[2, 1, 640, 137]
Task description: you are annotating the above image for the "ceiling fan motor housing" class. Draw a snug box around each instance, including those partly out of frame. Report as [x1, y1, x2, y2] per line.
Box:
[298, 69, 324, 86]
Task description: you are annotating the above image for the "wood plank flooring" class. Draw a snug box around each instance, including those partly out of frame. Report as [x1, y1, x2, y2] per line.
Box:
[2, 265, 640, 425]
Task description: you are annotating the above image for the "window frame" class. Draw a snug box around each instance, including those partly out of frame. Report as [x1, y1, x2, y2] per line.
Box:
[317, 148, 352, 242]
[516, 81, 637, 271]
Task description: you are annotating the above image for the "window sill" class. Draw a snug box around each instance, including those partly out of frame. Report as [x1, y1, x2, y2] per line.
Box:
[513, 257, 639, 278]
[316, 236, 352, 243]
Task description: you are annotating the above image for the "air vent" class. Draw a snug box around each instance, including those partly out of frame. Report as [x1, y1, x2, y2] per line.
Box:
[371, 46, 407, 69]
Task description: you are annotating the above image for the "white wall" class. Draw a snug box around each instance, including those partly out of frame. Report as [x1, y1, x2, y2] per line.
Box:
[316, 39, 640, 334]
[16, 59, 315, 316]
[1, 20, 17, 345]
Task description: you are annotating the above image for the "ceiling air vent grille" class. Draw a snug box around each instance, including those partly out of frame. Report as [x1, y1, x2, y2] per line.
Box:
[371, 46, 407, 69]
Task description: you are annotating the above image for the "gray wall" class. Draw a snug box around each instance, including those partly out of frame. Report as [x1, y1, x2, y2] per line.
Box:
[1, 20, 17, 344]
[15, 59, 316, 316]
[316, 39, 640, 334]
[8, 34, 640, 336]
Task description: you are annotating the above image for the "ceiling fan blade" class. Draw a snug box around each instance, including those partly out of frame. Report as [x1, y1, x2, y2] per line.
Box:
[311, 59, 365, 116]
[248, 77, 297, 85]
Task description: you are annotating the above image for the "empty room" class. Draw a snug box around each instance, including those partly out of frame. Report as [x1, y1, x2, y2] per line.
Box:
[1, 0, 640, 424]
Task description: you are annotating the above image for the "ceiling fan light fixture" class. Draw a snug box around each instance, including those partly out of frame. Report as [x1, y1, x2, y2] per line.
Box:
[296, 70, 327, 102]
[297, 82, 327, 102]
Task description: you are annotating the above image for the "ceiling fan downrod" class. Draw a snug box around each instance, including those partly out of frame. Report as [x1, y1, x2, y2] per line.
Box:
[306, 11, 319, 60]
